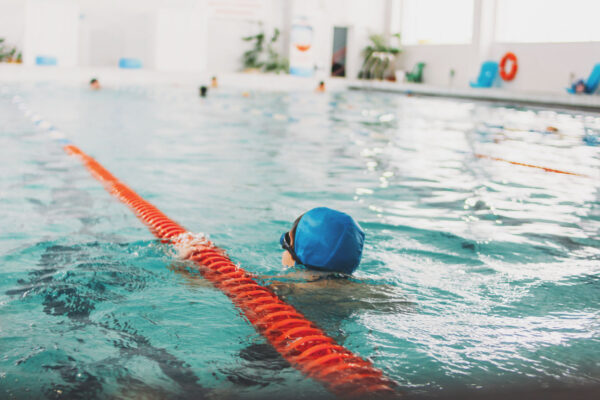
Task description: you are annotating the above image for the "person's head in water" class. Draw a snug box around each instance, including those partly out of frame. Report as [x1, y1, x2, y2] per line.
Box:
[280, 207, 365, 275]
[89, 78, 100, 90]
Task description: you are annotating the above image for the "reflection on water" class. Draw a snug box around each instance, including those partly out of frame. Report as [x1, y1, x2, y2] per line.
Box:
[1, 84, 599, 398]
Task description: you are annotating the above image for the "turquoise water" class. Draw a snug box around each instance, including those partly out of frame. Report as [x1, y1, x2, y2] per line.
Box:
[1, 83, 600, 399]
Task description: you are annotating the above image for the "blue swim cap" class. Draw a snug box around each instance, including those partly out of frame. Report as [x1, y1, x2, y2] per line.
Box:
[293, 207, 365, 274]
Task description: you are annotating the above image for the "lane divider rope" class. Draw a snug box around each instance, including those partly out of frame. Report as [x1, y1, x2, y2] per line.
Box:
[12, 95, 397, 398]
[475, 154, 589, 178]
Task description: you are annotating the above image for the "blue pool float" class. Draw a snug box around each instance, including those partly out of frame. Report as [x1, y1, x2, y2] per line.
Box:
[118, 58, 143, 69]
[470, 61, 499, 88]
[567, 63, 600, 94]
[583, 134, 599, 146]
[35, 56, 57, 66]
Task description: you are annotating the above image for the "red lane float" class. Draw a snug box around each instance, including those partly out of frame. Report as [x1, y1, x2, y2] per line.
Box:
[475, 154, 589, 177]
[63, 144, 397, 397]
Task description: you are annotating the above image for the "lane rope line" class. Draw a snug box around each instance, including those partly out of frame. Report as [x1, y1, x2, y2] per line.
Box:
[475, 154, 590, 178]
[12, 95, 397, 398]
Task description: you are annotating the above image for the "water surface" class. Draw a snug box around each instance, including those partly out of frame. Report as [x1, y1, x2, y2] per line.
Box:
[1, 83, 599, 399]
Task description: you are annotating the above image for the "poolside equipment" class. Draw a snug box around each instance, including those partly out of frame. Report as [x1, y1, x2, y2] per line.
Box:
[583, 134, 598, 146]
[567, 63, 600, 94]
[118, 58, 143, 69]
[569, 79, 587, 94]
[35, 56, 57, 66]
[470, 61, 498, 88]
[583, 128, 599, 146]
[291, 207, 365, 275]
[405, 62, 425, 83]
[499, 52, 518, 81]
[475, 154, 588, 177]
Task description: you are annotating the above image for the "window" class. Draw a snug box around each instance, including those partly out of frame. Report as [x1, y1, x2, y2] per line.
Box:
[401, 0, 474, 45]
[496, 0, 600, 43]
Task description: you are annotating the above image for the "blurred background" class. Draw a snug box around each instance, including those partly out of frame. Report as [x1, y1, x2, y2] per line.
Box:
[0, 0, 599, 94]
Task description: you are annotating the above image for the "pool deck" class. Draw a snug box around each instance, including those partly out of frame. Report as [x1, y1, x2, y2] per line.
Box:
[349, 80, 600, 112]
[2, 64, 599, 112]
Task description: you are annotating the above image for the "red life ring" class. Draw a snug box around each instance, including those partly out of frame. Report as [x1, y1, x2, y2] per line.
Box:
[499, 52, 518, 81]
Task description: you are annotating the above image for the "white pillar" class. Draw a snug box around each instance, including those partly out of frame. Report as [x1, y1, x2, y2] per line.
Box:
[155, 1, 207, 72]
[383, 0, 393, 42]
[469, 0, 496, 77]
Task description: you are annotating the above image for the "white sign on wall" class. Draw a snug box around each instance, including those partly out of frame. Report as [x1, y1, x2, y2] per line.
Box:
[289, 16, 314, 77]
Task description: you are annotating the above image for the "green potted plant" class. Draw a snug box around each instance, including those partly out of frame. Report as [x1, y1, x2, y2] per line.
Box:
[242, 27, 288, 74]
[242, 31, 265, 72]
[358, 33, 402, 80]
[0, 38, 21, 63]
[263, 28, 289, 74]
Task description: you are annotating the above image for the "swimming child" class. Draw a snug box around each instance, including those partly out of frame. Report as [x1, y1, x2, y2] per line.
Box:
[275, 207, 412, 331]
[171, 207, 410, 332]
[316, 80, 326, 93]
[280, 207, 365, 275]
[211, 76, 218, 88]
[89, 78, 101, 90]
[199, 85, 208, 97]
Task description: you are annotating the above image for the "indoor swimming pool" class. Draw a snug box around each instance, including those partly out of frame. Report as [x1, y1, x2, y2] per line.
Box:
[1, 83, 599, 399]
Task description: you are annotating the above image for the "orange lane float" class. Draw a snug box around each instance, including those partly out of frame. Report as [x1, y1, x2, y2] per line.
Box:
[499, 52, 518, 81]
[62, 144, 397, 397]
[475, 154, 589, 177]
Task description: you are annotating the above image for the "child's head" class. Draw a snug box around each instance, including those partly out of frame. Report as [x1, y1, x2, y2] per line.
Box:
[89, 78, 100, 90]
[280, 207, 365, 274]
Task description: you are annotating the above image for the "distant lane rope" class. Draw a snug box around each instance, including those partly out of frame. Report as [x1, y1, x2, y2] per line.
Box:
[12, 95, 397, 398]
[475, 154, 589, 177]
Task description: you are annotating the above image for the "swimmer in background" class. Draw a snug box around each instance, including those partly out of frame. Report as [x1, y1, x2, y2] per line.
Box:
[316, 80, 326, 93]
[89, 78, 101, 90]
[199, 86, 208, 97]
[211, 76, 218, 88]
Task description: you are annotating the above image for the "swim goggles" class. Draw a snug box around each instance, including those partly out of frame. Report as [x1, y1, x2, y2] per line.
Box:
[280, 231, 302, 265]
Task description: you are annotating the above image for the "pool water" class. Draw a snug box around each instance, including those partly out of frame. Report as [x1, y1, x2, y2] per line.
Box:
[1, 82, 600, 399]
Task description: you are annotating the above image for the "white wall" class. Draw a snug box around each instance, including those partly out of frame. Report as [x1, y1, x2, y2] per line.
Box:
[3, 0, 598, 94]
[2, 0, 388, 77]
[290, 0, 388, 80]
[490, 42, 600, 93]
[23, 0, 80, 67]
[0, 0, 26, 51]
[206, 19, 261, 74]
[79, 1, 156, 69]
[398, 0, 600, 94]
[155, 7, 205, 72]
[400, 37, 600, 94]
[400, 45, 472, 88]
[205, 0, 289, 74]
